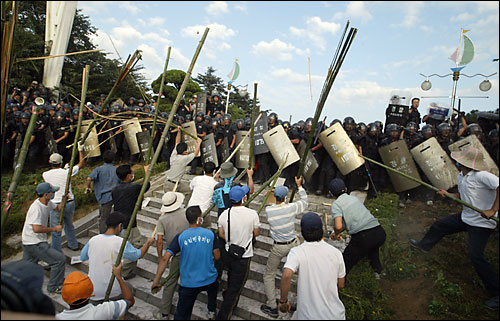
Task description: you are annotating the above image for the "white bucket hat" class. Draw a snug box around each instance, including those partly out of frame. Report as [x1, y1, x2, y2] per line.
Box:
[160, 192, 185, 213]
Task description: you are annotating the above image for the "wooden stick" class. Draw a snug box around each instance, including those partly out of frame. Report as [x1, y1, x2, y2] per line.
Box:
[15, 49, 103, 62]
[257, 154, 289, 214]
[104, 28, 210, 301]
[248, 83, 258, 169]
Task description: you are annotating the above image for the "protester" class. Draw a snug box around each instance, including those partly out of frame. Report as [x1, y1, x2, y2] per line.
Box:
[21, 182, 66, 294]
[86, 150, 120, 233]
[163, 133, 202, 193]
[154, 191, 189, 320]
[409, 147, 499, 310]
[217, 186, 260, 320]
[56, 262, 134, 319]
[261, 176, 308, 318]
[112, 163, 150, 280]
[279, 212, 346, 319]
[152, 206, 220, 320]
[42, 150, 85, 252]
[212, 163, 254, 216]
[187, 161, 218, 227]
[328, 178, 387, 279]
[80, 212, 154, 303]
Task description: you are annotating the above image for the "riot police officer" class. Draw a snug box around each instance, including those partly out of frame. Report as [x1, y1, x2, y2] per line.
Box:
[436, 122, 455, 156]
[402, 121, 423, 150]
[485, 128, 499, 166]
[189, 112, 208, 174]
[52, 111, 72, 163]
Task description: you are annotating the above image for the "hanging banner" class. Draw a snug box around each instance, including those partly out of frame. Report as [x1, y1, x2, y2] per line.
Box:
[43, 1, 78, 89]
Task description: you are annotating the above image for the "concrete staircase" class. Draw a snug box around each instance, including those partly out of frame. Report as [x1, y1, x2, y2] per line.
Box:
[22, 171, 351, 320]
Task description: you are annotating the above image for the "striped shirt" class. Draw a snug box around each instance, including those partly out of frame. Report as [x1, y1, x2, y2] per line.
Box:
[265, 187, 308, 242]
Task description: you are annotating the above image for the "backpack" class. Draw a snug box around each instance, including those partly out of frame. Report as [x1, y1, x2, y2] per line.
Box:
[212, 176, 233, 209]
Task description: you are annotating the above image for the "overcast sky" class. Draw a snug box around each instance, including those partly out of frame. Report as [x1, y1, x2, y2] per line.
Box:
[78, 1, 499, 124]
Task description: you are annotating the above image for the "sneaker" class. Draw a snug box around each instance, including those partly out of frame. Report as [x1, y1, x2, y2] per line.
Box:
[409, 239, 429, 253]
[426, 200, 434, 206]
[484, 296, 499, 310]
[68, 243, 83, 251]
[48, 285, 63, 294]
[260, 304, 279, 318]
[154, 311, 169, 320]
[315, 189, 323, 196]
[374, 272, 386, 280]
[399, 202, 406, 208]
[207, 311, 216, 320]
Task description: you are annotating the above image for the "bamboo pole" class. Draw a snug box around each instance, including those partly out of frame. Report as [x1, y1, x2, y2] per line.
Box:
[15, 49, 103, 63]
[359, 154, 499, 223]
[146, 47, 171, 165]
[214, 112, 263, 176]
[79, 50, 142, 146]
[104, 28, 210, 301]
[290, 21, 357, 202]
[249, 83, 258, 170]
[58, 65, 90, 225]
[151, 178, 179, 238]
[257, 154, 289, 214]
[1, 1, 17, 138]
[1, 104, 39, 237]
[243, 166, 284, 207]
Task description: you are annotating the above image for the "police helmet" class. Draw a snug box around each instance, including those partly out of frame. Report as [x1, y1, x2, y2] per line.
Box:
[137, 99, 145, 105]
[282, 121, 291, 129]
[10, 103, 20, 110]
[222, 114, 231, 122]
[72, 108, 79, 116]
[204, 115, 212, 122]
[185, 114, 193, 121]
[466, 123, 483, 136]
[385, 123, 400, 134]
[357, 122, 367, 132]
[343, 116, 355, 125]
[421, 124, 434, 138]
[437, 122, 451, 136]
[129, 97, 136, 102]
[268, 112, 277, 121]
[160, 112, 168, 119]
[329, 119, 341, 127]
[14, 111, 23, 119]
[488, 128, 498, 139]
[110, 106, 120, 114]
[21, 112, 31, 120]
[406, 121, 418, 132]
[176, 115, 185, 123]
[305, 117, 314, 126]
[196, 111, 205, 119]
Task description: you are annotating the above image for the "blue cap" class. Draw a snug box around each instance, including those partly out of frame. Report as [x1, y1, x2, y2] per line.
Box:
[36, 182, 59, 195]
[301, 212, 323, 231]
[328, 178, 346, 195]
[229, 185, 250, 202]
[274, 186, 289, 198]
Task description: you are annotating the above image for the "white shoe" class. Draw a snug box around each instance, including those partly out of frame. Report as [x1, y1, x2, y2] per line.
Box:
[208, 311, 216, 320]
[154, 311, 169, 320]
[426, 200, 433, 206]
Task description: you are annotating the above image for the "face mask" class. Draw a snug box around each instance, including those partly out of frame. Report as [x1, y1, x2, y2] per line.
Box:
[50, 192, 55, 200]
[198, 217, 204, 225]
[130, 174, 135, 181]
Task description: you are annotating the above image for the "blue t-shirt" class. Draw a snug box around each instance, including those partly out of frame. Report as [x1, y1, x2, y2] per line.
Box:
[167, 227, 219, 288]
[88, 163, 120, 205]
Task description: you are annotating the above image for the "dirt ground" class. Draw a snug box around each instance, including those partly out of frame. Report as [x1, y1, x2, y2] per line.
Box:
[380, 199, 499, 320]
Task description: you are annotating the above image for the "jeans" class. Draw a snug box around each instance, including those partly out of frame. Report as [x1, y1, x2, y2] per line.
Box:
[23, 242, 65, 292]
[50, 201, 78, 252]
[418, 213, 499, 296]
[217, 250, 251, 320]
[263, 238, 300, 308]
[343, 225, 386, 275]
[120, 226, 142, 278]
[174, 280, 218, 320]
[160, 255, 181, 315]
[98, 200, 114, 234]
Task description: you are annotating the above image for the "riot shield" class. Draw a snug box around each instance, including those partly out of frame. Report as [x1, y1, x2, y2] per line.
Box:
[385, 104, 409, 126]
[44, 127, 58, 155]
[181, 121, 198, 154]
[122, 118, 142, 155]
[235, 131, 253, 169]
[378, 140, 421, 192]
[253, 111, 270, 155]
[201, 133, 218, 167]
[220, 137, 230, 163]
[411, 137, 459, 190]
[80, 119, 101, 158]
[136, 131, 151, 163]
[319, 122, 364, 175]
[194, 93, 207, 115]
[105, 121, 117, 154]
[297, 140, 318, 182]
[262, 125, 300, 169]
[448, 135, 499, 176]
[427, 102, 449, 121]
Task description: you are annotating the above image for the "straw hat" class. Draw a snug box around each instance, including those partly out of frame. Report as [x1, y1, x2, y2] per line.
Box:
[450, 147, 489, 171]
[161, 192, 185, 213]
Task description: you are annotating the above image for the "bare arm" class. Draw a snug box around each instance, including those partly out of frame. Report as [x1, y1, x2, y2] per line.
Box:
[55, 131, 68, 143]
[331, 216, 344, 241]
[218, 226, 225, 240]
[279, 268, 294, 312]
[151, 251, 172, 292]
[247, 169, 254, 194]
[437, 189, 460, 200]
[311, 141, 323, 152]
[139, 237, 155, 259]
[338, 277, 345, 289]
[32, 224, 62, 234]
[194, 138, 202, 157]
[76, 150, 85, 169]
[213, 249, 220, 261]
[156, 234, 163, 259]
[112, 262, 135, 307]
[253, 227, 260, 238]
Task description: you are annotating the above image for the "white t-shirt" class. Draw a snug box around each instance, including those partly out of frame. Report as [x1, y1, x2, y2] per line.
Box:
[55, 299, 129, 320]
[284, 240, 346, 320]
[42, 166, 80, 203]
[81, 234, 141, 301]
[166, 149, 195, 181]
[22, 199, 57, 245]
[188, 175, 218, 212]
[457, 170, 499, 229]
[218, 206, 260, 258]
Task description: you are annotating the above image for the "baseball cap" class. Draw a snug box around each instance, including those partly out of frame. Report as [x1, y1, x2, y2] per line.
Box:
[49, 153, 63, 164]
[274, 186, 289, 198]
[62, 271, 94, 305]
[229, 185, 250, 202]
[328, 178, 346, 195]
[36, 182, 59, 195]
[300, 212, 323, 232]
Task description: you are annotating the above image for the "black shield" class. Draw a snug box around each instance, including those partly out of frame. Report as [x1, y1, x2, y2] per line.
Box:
[136, 131, 151, 162]
[297, 140, 319, 182]
[201, 133, 218, 167]
[44, 127, 58, 155]
[253, 111, 270, 155]
[194, 93, 207, 115]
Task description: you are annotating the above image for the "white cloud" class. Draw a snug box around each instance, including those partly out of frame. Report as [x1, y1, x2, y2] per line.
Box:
[234, 1, 247, 12]
[181, 23, 236, 60]
[450, 12, 475, 22]
[399, 1, 425, 28]
[476, 1, 499, 14]
[149, 17, 166, 27]
[252, 39, 296, 61]
[78, 1, 112, 14]
[119, 1, 139, 15]
[333, 1, 372, 23]
[419, 25, 433, 32]
[290, 16, 340, 51]
[206, 1, 229, 17]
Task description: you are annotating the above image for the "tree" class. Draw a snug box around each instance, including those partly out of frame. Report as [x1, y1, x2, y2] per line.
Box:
[193, 66, 226, 96]
[9, 1, 150, 106]
[150, 69, 201, 112]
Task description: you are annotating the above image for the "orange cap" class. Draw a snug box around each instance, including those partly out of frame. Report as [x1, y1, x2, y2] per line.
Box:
[62, 271, 94, 305]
